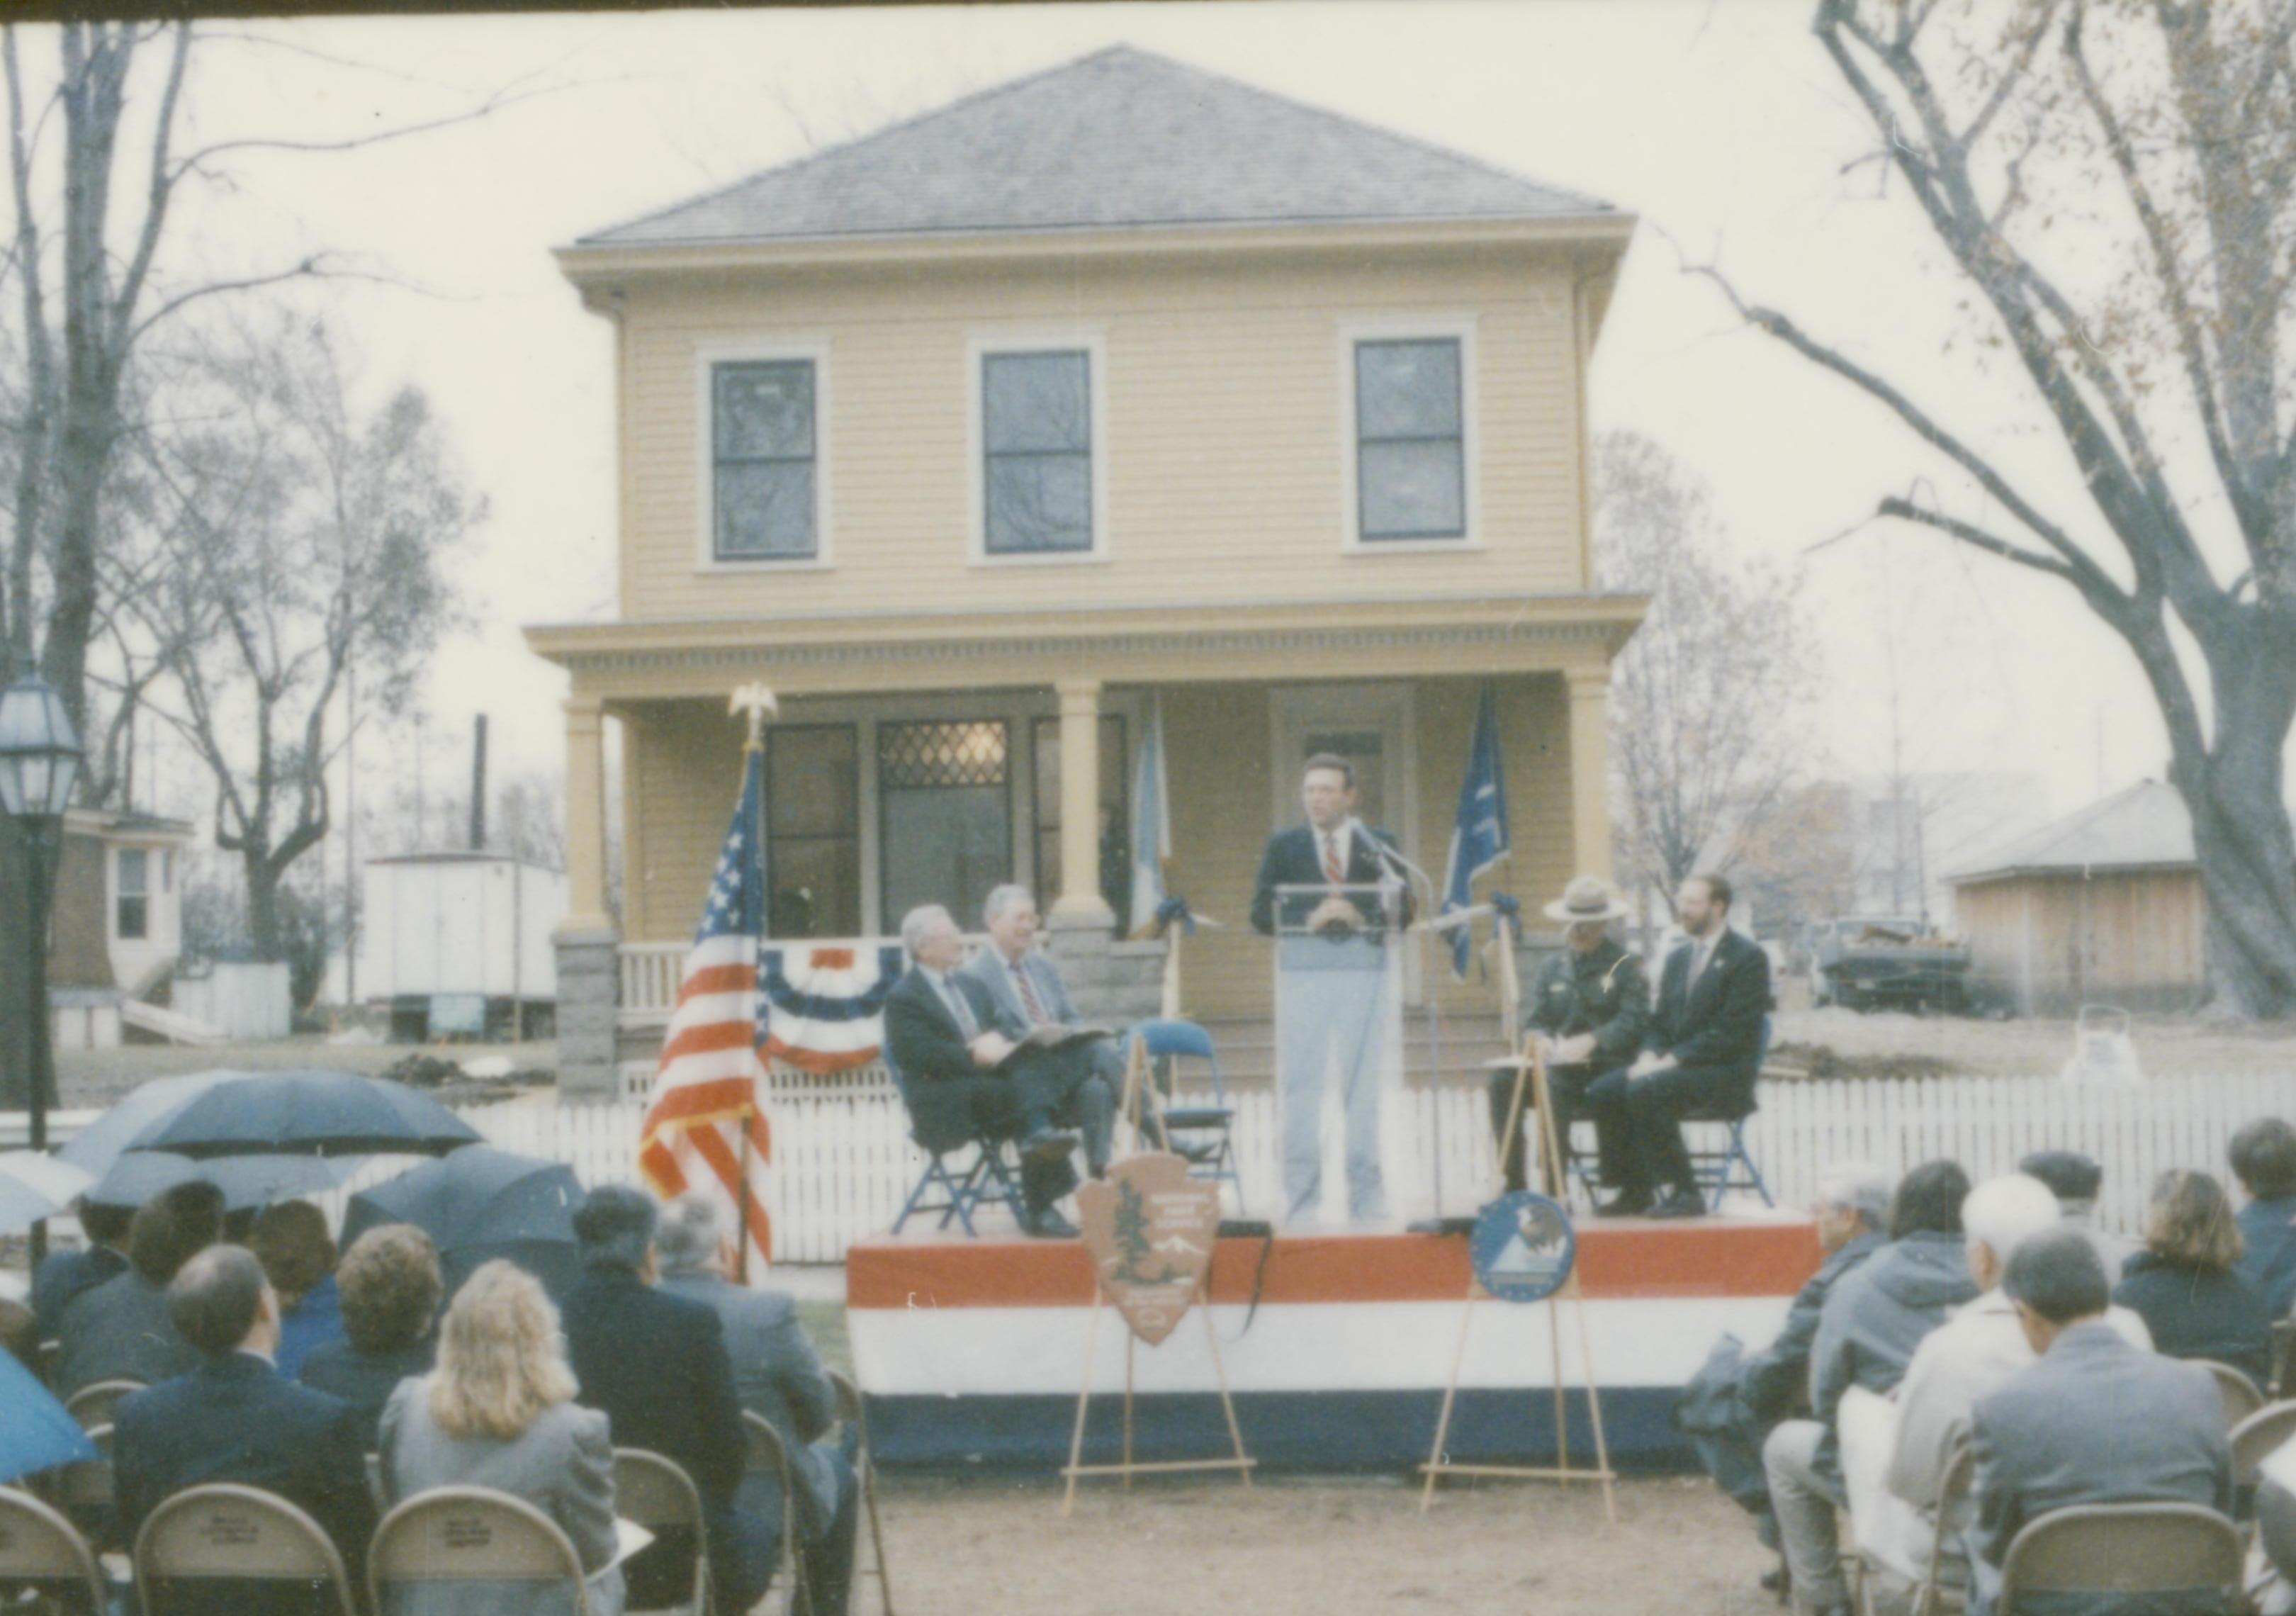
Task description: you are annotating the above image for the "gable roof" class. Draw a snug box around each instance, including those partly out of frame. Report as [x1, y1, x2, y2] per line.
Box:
[1947, 780, 2195, 884]
[575, 45, 1619, 251]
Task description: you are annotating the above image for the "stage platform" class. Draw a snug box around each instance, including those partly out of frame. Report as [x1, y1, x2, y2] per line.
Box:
[846, 1214, 1821, 1474]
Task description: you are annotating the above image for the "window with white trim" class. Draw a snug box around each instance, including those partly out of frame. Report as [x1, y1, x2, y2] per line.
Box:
[1353, 337, 1467, 542]
[711, 359, 818, 561]
[117, 848, 148, 941]
[981, 349, 1095, 556]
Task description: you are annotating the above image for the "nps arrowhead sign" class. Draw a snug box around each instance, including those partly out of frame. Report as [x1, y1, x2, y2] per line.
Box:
[1076, 1152, 1220, 1345]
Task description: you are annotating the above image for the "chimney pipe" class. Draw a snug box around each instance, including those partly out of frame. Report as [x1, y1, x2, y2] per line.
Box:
[469, 714, 488, 851]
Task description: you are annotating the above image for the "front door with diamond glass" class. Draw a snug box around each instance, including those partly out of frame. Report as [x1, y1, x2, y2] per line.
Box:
[878, 719, 1013, 934]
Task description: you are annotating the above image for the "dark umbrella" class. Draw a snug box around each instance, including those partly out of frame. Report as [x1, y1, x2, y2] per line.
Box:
[86, 1150, 355, 1214]
[124, 1070, 480, 1160]
[339, 1145, 585, 1302]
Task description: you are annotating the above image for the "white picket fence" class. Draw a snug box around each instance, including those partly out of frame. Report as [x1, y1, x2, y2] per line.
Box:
[453, 1070, 2296, 1264]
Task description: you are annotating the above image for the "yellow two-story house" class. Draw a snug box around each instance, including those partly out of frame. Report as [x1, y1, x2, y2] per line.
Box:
[528, 47, 1644, 1097]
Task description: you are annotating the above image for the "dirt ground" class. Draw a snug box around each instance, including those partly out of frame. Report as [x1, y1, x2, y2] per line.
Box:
[865, 1471, 1768, 1616]
[1770, 1004, 2296, 1079]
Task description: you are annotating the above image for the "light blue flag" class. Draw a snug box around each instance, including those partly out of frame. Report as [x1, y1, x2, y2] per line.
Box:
[1439, 683, 1512, 978]
[1128, 698, 1171, 937]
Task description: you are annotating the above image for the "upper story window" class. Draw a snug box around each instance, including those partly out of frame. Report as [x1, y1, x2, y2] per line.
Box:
[116, 847, 148, 941]
[711, 358, 818, 563]
[1347, 328, 1475, 547]
[974, 339, 1105, 561]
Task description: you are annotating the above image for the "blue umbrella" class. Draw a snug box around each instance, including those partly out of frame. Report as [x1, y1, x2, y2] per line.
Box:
[0, 1350, 96, 1483]
[125, 1070, 481, 1160]
[341, 1146, 584, 1301]
[86, 1150, 356, 1214]
[0, 1151, 92, 1234]
[58, 1069, 268, 1177]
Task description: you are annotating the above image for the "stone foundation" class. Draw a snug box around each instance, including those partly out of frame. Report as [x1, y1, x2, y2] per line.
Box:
[1042, 912, 1169, 1024]
[553, 929, 621, 1101]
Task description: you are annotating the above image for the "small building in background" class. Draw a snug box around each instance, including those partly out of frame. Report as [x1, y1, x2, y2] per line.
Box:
[358, 851, 567, 1041]
[1946, 780, 2206, 1018]
[46, 807, 195, 1049]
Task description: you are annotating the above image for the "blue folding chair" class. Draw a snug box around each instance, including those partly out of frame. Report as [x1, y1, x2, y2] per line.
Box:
[1687, 1013, 1775, 1211]
[1127, 1019, 1244, 1214]
[884, 1054, 1024, 1238]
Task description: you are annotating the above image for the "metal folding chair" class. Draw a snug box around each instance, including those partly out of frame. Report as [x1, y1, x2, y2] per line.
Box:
[134, 1481, 357, 1616]
[829, 1369, 895, 1616]
[1127, 1019, 1243, 1212]
[613, 1448, 708, 1616]
[0, 1485, 108, 1615]
[367, 1484, 590, 1616]
[2199, 1359, 2267, 1432]
[1995, 1503, 2241, 1616]
[886, 1055, 1023, 1238]
[62, 1379, 144, 1432]
[742, 1410, 807, 1616]
[1687, 1014, 1775, 1211]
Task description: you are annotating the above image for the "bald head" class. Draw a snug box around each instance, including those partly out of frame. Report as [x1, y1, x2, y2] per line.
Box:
[167, 1244, 277, 1358]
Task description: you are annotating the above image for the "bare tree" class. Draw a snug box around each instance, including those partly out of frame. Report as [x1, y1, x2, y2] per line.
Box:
[1694, 0, 2296, 1016]
[130, 318, 479, 963]
[1599, 430, 1823, 920]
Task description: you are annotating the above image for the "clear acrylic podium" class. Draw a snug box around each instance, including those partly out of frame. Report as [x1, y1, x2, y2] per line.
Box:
[1273, 882, 1405, 1226]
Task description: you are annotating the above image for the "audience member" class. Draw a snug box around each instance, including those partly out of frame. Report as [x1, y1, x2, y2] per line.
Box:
[1969, 1229, 2232, 1616]
[32, 1198, 133, 1342]
[560, 1185, 769, 1615]
[301, 1223, 443, 1449]
[2020, 1150, 2140, 1277]
[1765, 1160, 1978, 1616]
[2230, 1119, 2296, 1318]
[657, 1191, 861, 1616]
[0, 1298, 39, 1371]
[380, 1259, 623, 1616]
[249, 1201, 342, 1380]
[2115, 1169, 2273, 1390]
[56, 1180, 224, 1396]
[111, 1245, 374, 1615]
[1851, 1177, 2152, 1606]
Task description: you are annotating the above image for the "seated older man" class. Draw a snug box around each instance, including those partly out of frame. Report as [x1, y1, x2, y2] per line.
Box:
[957, 885, 1120, 1175]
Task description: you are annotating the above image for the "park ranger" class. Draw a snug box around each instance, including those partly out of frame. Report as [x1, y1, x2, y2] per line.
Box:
[1487, 875, 1651, 1194]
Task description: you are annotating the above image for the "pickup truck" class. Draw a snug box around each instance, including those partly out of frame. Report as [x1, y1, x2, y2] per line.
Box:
[1806, 916, 1973, 1013]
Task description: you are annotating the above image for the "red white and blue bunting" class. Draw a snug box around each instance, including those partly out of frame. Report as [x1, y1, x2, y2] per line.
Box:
[758, 944, 907, 1074]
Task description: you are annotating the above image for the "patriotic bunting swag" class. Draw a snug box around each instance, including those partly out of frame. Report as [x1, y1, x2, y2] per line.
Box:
[760, 945, 905, 1072]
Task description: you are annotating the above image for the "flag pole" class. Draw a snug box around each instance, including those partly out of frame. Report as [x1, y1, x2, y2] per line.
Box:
[731, 683, 778, 1284]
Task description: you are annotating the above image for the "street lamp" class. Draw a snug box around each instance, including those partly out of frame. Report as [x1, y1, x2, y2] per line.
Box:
[0, 658, 83, 1269]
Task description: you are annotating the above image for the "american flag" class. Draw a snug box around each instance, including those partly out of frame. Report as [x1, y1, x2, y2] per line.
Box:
[636, 748, 773, 1279]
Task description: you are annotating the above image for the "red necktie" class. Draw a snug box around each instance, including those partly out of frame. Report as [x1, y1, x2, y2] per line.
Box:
[1013, 960, 1052, 1026]
[1322, 831, 1344, 885]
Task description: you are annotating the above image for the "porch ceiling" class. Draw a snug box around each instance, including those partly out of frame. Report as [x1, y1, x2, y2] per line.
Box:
[526, 590, 1646, 702]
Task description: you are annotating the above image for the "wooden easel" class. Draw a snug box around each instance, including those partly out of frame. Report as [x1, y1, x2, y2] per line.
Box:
[1058, 1273, 1257, 1514]
[1417, 1031, 1618, 1520]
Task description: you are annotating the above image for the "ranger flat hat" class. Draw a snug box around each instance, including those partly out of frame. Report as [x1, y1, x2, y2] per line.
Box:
[1542, 874, 1632, 925]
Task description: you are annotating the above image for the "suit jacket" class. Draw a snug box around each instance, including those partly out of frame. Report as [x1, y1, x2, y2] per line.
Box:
[113, 1352, 376, 1612]
[658, 1269, 838, 1533]
[1249, 821, 1414, 936]
[882, 967, 1001, 1150]
[299, 1337, 435, 1451]
[32, 1243, 127, 1343]
[959, 946, 1082, 1038]
[1650, 928, 1772, 1110]
[378, 1376, 624, 1616]
[2113, 1253, 2274, 1390]
[1968, 1322, 2232, 1616]
[56, 1269, 203, 1396]
[561, 1267, 747, 1512]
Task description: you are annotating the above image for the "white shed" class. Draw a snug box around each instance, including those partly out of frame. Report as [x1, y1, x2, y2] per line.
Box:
[358, 852, 567, 1039]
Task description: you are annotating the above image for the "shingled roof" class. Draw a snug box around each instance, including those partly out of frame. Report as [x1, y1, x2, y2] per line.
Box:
[575, 45, 1619, 250]
[1947, 780, 2197, 883]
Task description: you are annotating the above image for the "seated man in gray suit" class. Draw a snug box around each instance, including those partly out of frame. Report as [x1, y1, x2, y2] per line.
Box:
[654, 1192, 861, 1616]
[957, 885, 1120, 1177]
[1968, 1229, 2234, 1616]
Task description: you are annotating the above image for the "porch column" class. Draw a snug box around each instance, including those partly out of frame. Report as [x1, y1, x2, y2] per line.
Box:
[1049, 676, 1115, 926]
[1563, 663, 1614, 882]
[555, 695, 619, 1101]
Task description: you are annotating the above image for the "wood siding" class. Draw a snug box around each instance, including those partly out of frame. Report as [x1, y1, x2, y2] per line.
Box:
[612, 247, 1587, 622]
[1956, 870, 2207, 1016]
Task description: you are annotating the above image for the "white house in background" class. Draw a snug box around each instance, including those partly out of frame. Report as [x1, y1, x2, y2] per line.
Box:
[46, 807, 194, 1050]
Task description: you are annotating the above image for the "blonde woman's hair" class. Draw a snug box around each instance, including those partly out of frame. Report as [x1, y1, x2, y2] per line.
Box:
[428, 1259, 578, 1441]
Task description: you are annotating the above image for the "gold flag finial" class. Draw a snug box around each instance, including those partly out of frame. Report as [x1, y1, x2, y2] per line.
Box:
[730, 683, 778, 750]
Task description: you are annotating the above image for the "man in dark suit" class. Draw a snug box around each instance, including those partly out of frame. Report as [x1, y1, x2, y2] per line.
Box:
[1250, 753, 1412, 1226]
[884, 902, 1083, 1237]
[1587, 871, 1771, 1219]
[560, 1185, 768, 1615]
[657, 1191, 860, 1616]
[111, 1244, 375, 1615]
[958, 884, 1119, 1175]
[1968, 1229, 2233, 1616]
[32, 1198, 133, 1343]
[57, 1179, 225, 1395]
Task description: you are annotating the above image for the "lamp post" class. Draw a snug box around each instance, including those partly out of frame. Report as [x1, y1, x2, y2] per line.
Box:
[0, 659, 84, 1270]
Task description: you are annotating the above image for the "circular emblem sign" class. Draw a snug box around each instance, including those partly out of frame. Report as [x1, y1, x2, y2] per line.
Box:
[1470, 1192, 1576, 1303]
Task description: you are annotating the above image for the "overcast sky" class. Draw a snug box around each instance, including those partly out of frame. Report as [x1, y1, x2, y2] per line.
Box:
[96, 0, 2216, 850]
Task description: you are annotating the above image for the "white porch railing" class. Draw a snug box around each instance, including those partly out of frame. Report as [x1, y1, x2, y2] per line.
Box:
[482, 1069, 2296, 1265]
